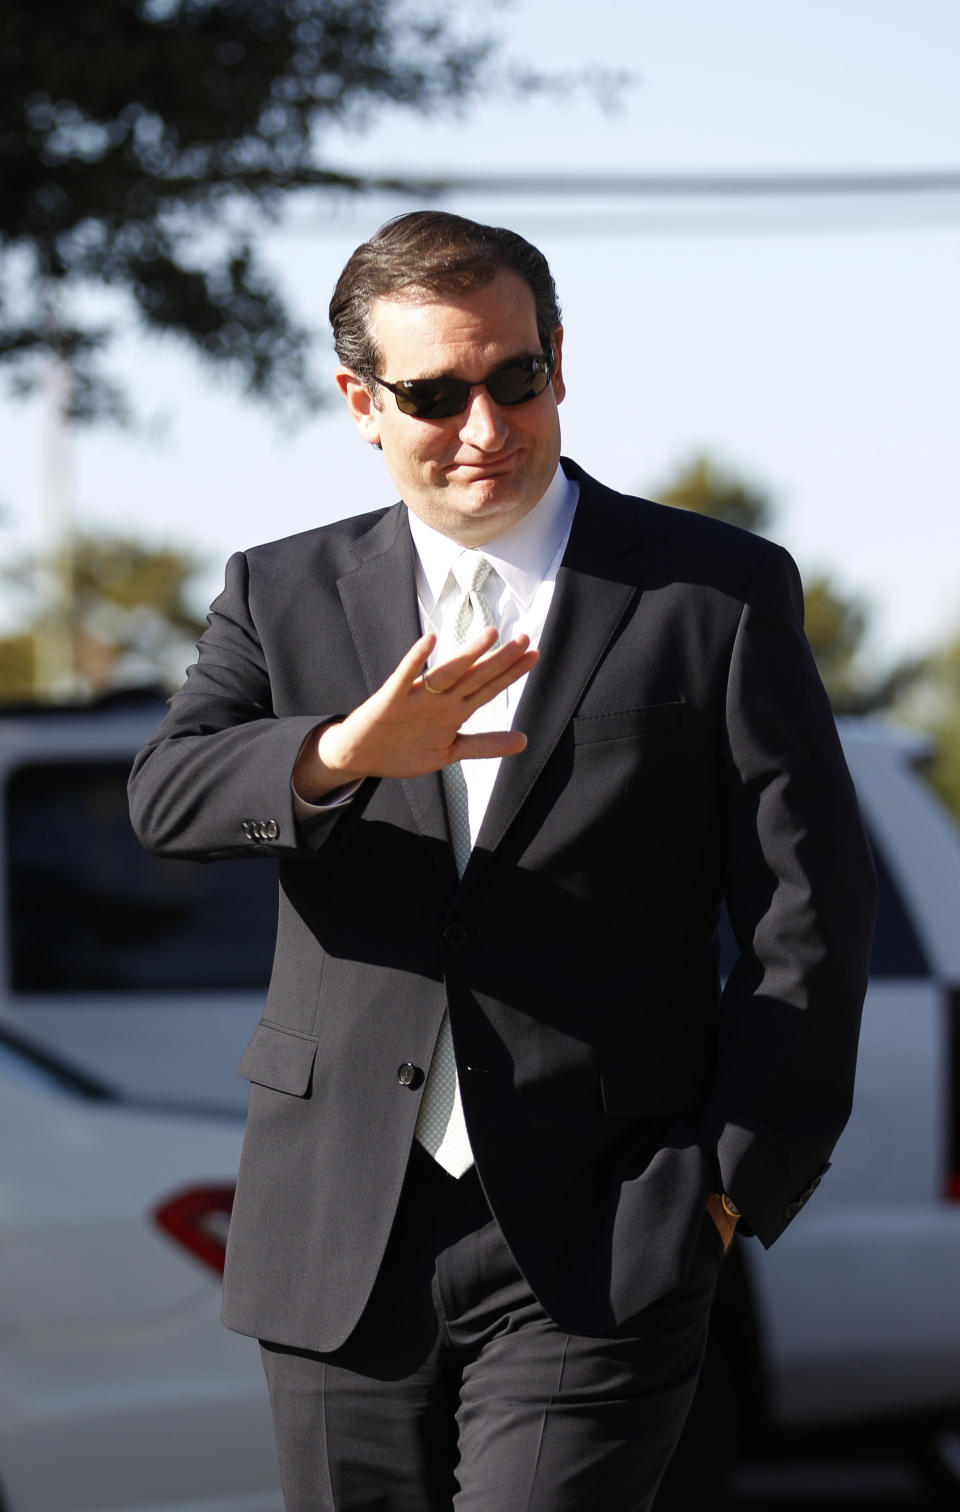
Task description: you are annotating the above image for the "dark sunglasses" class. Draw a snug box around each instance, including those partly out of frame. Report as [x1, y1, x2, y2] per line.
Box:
[375, 352, 554, 420]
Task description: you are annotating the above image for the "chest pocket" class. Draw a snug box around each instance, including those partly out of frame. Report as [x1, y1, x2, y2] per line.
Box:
[573, 700, 685, 745]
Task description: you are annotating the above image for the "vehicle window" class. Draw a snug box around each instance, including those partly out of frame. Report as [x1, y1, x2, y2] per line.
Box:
[866, 832, 928, 977]
[6, 761, 276, 993]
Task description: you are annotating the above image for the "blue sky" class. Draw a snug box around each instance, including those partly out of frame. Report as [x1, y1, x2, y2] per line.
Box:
[2, 0, 958, 669]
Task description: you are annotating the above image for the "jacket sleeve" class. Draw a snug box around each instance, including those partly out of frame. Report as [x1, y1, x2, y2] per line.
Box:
[128, 550, 351, 861]
[695, 544, 877, 1246]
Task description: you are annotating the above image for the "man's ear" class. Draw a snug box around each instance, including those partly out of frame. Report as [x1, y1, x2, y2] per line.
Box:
[335, 367, 382, 445]
[550, 327, 566, 405]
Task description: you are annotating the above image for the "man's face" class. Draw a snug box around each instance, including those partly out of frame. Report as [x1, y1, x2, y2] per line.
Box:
[336, 269, 565, 547]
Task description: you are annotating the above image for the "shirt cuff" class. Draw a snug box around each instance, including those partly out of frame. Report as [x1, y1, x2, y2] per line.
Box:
[291, 781, 362, 820]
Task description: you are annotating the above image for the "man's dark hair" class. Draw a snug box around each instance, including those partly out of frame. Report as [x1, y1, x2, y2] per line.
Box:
[329, 211, 562, 384]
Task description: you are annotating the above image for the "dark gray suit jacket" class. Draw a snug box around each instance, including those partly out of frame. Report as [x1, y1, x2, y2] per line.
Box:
[128, 458, 876, 1352]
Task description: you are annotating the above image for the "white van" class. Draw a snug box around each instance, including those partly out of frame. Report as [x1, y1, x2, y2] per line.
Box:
[0, 695, 280, 1512]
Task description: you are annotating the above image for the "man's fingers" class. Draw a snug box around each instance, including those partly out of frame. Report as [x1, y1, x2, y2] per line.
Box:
[416, 628, 501, 695]
[453, 730, 529, 761]
[460, 649, 539, 709]
[424, 633, 534, 699]
[390, 633, 438, 692]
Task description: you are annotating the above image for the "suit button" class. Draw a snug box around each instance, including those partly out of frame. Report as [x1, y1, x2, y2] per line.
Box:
[242, 821, 255, 840]
[264, 819, 279, 840]
[443, 922, 468, 947]
[397, 1062, 423, 1089]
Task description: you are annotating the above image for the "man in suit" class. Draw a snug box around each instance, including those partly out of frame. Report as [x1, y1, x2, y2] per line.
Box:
[129, 211, 877, 1511]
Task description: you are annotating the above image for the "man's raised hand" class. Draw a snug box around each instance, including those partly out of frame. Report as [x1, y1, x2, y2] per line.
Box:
[293, 630, 539, 801]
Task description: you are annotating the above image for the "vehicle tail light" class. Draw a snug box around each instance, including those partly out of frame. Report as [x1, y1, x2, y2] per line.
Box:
[153, 1185, 235, 1275]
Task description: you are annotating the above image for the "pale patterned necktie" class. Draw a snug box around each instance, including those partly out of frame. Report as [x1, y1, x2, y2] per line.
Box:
[414, 553, 499, 1176]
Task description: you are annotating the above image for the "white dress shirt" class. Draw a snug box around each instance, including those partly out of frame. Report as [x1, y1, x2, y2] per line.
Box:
[407, 465, 579, 849]
[294, 465, 579, 831]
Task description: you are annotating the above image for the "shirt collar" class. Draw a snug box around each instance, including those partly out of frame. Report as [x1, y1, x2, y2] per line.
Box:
[408, 465, 579, 615]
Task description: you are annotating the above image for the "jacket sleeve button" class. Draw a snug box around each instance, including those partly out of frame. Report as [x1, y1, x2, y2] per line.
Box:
[264, 819, 279, 839]
[442, 922, 468, 947]
[397, 1063, 423, 1089]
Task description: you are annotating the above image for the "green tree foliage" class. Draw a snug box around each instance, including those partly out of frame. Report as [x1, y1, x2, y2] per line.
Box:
[801, 574, 869, 711]
[72, 534, 205, 635]
[654, 453, 772, 535]
[0, 532, 206, 699]
[915, 634, 960, 823]
[0, 0, 505, 421]
[0, 635, 34, 702]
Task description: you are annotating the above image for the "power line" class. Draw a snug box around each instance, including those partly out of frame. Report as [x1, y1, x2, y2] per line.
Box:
[280, 167, 960, 238]
[347, 168, 960, 198]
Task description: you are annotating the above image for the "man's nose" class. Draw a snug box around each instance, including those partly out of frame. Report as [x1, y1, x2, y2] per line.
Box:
[458, 388, 510, 450]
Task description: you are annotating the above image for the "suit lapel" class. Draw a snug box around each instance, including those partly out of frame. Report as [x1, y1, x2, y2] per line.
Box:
[334, 470, 647, 887]
[336, 504, 452, 862]
[462, 470, 646, 887]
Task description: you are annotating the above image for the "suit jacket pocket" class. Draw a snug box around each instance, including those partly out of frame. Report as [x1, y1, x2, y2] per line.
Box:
[601, 1056, 711, 1117]
[573, 701, 684, 745]
[237, 1020, 319, 1096]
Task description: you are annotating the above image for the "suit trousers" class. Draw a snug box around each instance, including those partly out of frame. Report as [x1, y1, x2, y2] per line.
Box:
[259, 1145, 722, 1512]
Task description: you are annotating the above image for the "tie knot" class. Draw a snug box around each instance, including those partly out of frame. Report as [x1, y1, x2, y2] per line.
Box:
[449, 552, 498, 647]
[453, 552, 494, 598]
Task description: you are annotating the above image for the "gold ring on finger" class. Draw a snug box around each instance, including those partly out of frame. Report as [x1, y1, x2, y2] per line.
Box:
[421, 671, 443, 695]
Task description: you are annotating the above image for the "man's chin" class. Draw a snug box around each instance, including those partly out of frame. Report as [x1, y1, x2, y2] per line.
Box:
[446, 481, 536, 539]
[404, 466, 547, 544]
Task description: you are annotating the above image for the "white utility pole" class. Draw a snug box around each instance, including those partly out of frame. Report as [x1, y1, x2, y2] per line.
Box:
[34, 336, 76, 699]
